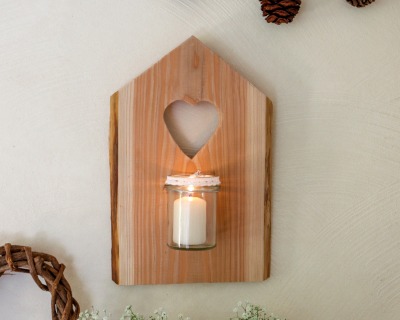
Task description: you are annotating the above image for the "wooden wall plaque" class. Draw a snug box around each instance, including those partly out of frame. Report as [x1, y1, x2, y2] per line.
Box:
[109, 36, 272, 285]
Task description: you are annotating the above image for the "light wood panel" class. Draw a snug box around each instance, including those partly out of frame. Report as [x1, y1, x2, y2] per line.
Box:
[110, 36, 272, 285]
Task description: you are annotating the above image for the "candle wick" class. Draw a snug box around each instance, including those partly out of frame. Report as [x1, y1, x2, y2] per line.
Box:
[189, 170, 201, 178]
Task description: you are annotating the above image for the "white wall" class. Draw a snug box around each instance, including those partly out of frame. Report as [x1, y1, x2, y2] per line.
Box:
[1, 0, 400, 319]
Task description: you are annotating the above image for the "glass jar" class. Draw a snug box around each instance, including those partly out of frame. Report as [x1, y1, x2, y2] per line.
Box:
[165, 173, 220, 250]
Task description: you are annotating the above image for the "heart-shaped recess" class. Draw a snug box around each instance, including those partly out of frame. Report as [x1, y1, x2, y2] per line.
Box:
[164, 100, 219, 159]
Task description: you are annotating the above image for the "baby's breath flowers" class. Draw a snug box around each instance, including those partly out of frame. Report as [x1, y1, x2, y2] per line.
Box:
[78, 302, 284, 320]
[78, 306, 190, 320]
[230, 301, 285, 320]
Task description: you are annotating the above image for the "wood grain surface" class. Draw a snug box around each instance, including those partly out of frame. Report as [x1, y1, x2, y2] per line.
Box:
[110, 36, 272, 285]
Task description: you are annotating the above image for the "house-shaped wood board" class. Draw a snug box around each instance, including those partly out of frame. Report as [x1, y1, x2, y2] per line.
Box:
[110, 36, 272, 285]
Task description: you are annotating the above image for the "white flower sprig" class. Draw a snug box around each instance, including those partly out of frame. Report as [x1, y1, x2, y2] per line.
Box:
[78, 307, 111, 320]
[149, 308, 167, 320]
[231, 301, 285, 320]
[120, 305, 144, 320]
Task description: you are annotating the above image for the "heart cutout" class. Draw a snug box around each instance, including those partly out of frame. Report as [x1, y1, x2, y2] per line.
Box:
[164, 100, 219, 159]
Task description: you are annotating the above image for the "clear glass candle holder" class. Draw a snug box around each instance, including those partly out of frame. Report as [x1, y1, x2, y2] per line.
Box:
[165, 173, 220, 251]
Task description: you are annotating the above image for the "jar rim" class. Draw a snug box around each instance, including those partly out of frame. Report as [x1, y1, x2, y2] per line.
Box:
[165, 174, 220, 187]
[164, 185, 220, 192]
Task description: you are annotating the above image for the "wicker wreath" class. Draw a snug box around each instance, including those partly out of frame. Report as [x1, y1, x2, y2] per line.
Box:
[0, 243, 80, 320]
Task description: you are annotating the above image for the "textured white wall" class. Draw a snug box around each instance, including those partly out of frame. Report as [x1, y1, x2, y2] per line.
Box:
[1, 0, 400, 319]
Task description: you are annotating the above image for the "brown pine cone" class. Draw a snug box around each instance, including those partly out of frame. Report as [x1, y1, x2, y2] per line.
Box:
[260, 0, 301, 25]
[346, 0, 375, 7]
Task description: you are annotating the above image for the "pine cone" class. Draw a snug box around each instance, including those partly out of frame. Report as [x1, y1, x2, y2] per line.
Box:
[346, 0, 375, 7]
[260, 0, 301, 25]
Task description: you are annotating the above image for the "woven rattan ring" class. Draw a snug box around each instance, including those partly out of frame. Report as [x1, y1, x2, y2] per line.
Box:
[0, 243, 80, 320]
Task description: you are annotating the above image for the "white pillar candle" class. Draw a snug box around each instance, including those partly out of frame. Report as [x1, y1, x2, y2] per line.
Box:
[173, 195, 206, 245]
